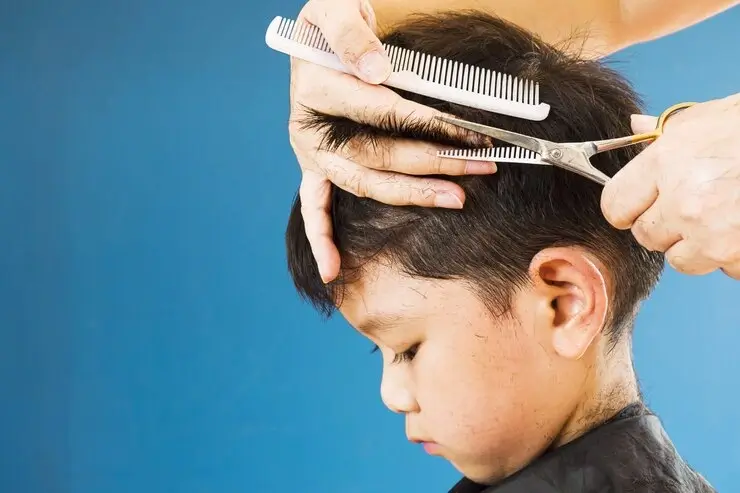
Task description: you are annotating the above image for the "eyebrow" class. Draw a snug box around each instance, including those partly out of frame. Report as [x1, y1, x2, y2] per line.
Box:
[356, 313, 412, 335]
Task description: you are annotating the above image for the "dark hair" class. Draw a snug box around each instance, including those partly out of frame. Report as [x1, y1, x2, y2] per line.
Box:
[285, 11, 664, 343]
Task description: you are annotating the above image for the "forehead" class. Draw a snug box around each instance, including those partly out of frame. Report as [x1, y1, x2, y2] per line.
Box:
[337, 261, 484, 332]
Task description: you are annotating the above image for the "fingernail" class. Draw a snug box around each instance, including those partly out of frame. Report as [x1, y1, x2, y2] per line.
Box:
[434, 192, 464, 209]
[464, 160, 497, 174]
[357, 51, 391, 84]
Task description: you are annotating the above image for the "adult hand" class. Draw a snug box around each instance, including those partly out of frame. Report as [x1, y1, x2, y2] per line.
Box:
[289, 0, 495, 283]
[601, 93, 740, 279]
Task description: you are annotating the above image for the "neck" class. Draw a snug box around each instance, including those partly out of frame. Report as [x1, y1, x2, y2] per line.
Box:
[554, 338, 640, 448]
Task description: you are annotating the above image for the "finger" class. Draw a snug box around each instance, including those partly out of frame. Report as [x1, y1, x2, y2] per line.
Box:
[721, 262, 740, 280]
[319, 150, 466, 208]
[630, 114, 658, 134]
[664, 239, 718, 276]
[344, 137, 497, 176]
[297, 72, 489, 146]
[630, 200, 681, 252]
[359, 0, 378, 33]
[301, 0, 391, 84]
[601, 145, 659, 230]
[299, 170, 342, 283]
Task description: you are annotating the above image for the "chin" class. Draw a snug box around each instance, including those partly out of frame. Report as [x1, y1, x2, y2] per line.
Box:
[449, 460, 505, 486]
[452, 450, 540, 486]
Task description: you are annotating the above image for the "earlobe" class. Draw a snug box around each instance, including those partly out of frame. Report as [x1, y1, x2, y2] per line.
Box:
[529, 248, 609, 360]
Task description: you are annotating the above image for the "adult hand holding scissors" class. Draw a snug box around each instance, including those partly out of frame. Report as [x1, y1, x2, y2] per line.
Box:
[601, 93, 740, 279]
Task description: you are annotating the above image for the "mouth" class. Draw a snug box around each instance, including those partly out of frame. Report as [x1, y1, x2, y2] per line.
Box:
[408, 437, 441, 456]
[421, 442, 441, 455]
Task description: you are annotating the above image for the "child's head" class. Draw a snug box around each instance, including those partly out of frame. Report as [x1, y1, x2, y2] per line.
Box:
[284, 11, 664, 484]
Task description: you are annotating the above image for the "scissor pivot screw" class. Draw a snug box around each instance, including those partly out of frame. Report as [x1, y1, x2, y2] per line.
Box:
[551, 149, 563, 159]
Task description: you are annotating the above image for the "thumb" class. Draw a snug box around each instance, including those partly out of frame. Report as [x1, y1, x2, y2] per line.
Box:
[302, 1, 391, 84]
[630, 114, 658, 134]
[601, 143, 659, 229]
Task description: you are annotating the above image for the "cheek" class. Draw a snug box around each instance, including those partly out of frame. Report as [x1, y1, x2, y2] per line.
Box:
[415, 322, 554, 449]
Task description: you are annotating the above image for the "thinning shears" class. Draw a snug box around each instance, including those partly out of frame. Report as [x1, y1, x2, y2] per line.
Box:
[435, 102, 695, 185]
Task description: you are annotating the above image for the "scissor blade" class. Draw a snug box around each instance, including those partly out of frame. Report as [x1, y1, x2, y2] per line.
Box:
[437, 147, 547, 165]
[435, 115, 551, 155]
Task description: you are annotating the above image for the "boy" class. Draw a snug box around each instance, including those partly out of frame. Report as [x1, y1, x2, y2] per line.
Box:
[284, 11, 713, 493]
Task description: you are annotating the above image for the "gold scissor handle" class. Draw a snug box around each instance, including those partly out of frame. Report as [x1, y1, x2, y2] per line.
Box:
[648, 101, 696, 137]
[589, 101, 696, 154]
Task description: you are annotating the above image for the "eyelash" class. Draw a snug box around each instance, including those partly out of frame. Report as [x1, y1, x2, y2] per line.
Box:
[371, 343, 420, 364]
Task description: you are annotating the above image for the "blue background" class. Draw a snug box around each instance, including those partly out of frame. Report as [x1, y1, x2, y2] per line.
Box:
[2, 1, 739, 492]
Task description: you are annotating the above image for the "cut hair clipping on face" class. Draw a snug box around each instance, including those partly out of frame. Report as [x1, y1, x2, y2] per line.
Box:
[265, 15, 551, 121]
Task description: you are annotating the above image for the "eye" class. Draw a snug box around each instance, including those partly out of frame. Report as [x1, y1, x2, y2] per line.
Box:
[392, 343, 419, 364]
[370, 343, 420, 363]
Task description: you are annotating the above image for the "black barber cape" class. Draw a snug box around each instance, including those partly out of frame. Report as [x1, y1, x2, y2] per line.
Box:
[450, 403, 715, 493]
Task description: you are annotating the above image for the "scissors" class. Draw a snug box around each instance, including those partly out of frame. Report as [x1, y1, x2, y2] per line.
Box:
[435, 102, 695, 185]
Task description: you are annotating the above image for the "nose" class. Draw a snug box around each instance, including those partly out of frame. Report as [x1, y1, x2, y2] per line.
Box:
[379, 365, 419, 414]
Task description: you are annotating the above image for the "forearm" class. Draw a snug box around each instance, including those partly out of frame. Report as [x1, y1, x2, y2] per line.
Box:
[612, 0, 739, 51]
[370, 0, 738, 58]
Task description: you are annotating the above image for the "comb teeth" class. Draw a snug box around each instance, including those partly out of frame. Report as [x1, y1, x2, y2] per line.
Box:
[437, 146, 544, 164]
[266, 16, 550, 120]
[383, 45, 540, 105]
[276, 16, 332, 52]
[274, 16, 540, 106]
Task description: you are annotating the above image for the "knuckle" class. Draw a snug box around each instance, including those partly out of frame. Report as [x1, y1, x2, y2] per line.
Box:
[353, 175, 369, 198]
[321, 155, 342, 180]
[408, 180, 436, 206]
[600, 196, 628, 229]
[630, 214, 669, 252]
[665, 251, 689, 273]
[334, 26, 365, 63]
[338, 170, 366, 197]
[298, 0, 322, 20]
[630, 220, 652, 249]
[373, 140, 394, 170]
[431, 154, 448, 175]
[381, 174, 410, 205]
[288, 121, 310, 152]
[666, 243, 718, 276]
[287, 118, 301, 137]
[349, 138, 393, 171]
[399, 190, 416, 206]
[386, 94, 405, 116]
[343, 139, 367, 163]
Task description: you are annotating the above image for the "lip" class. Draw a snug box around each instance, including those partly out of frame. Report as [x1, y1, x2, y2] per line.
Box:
[421, 442, 440, 455]
[409, 437, 441, 456]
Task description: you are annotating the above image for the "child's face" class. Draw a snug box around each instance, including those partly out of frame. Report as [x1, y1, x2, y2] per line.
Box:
[337, 260, 596, 484]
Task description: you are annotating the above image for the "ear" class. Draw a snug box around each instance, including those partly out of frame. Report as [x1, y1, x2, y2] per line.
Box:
[528, 247, 609, 360]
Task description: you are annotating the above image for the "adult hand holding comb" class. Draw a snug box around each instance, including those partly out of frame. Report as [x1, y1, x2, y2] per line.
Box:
[288, 0, 495, 283]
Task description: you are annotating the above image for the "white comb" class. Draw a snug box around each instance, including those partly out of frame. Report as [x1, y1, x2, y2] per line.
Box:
[437, 146, 545, 165]
[265, 16, 550, 121]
